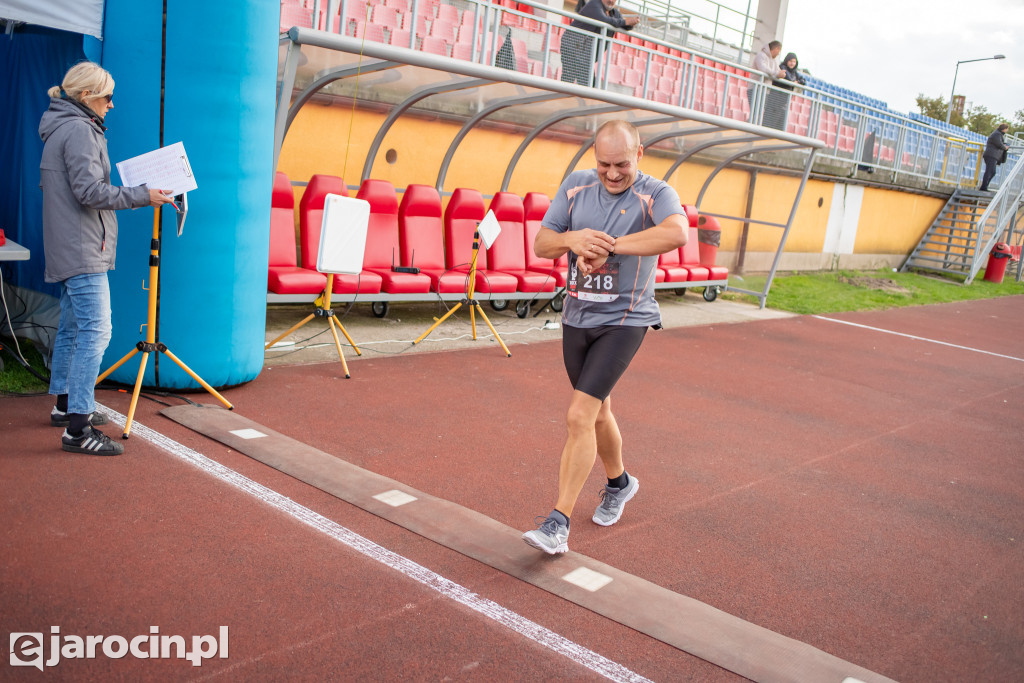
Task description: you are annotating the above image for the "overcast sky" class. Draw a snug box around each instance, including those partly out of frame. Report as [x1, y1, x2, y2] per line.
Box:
[780, 0, 1023, 121]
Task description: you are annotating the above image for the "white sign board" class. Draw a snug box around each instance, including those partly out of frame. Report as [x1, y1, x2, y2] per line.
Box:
[478, 209, 501, 250]
[116, 142, 198, 197]
[317, 195, 370, 275]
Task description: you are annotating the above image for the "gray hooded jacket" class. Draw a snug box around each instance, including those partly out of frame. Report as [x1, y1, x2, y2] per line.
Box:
[39, 97, 150, 283]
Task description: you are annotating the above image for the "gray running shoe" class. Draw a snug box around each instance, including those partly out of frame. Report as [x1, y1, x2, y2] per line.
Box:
[522, 515, 570, 555]
[592, 476, 639, 526]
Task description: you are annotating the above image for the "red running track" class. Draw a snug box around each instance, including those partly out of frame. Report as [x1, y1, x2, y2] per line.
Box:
[2, 296, 1022, 681]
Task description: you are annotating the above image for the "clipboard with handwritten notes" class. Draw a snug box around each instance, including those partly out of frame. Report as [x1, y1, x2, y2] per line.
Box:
[116, 141, 196, 236]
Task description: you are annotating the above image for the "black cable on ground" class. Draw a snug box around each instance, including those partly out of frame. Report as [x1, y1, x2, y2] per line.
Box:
[0, 337, 50, 385]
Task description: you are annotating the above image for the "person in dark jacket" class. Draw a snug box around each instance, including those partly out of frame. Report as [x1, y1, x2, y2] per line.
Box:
[39, 61, 172, 456]
[767, 51, 805, 131]
[979, 123, 1010, 191]
[780, 52, 805, 85]
[561, 0, 639, 86]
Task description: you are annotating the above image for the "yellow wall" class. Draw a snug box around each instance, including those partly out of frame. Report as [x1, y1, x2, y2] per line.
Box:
[279, 106, 940, 264]
[279, 104, 583, 198]
[855, 187, 945, 254]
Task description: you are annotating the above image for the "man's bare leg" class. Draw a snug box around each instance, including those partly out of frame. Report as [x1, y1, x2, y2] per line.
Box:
[594, 396, 624, 480]
[554, 390, 604, 517]
[591, 395, 638, 526]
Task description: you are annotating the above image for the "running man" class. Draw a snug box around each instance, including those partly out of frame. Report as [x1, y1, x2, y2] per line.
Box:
[522, 120, 687, 554]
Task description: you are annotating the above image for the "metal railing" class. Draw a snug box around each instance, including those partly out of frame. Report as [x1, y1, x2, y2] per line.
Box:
[295, 0, 1005, 192]
[618, 0, 754, 58]
[964, 146, 1024, 284]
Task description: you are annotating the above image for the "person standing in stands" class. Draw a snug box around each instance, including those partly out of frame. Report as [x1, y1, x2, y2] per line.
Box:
[522, 120, 687, 554]
[39, 61, 173, 455]
[774, 51, 805, 131]
[748, 40, 787, 129]
[979, 123, 1010, 192]
[753, 40, 786, 81]
[561, 0, 640, 86]
[780, 52, 805, 86]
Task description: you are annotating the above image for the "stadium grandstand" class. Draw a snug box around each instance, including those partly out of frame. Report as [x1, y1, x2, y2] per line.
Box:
[270, 0, 1023, 305]
[277, 0, 1018, 188]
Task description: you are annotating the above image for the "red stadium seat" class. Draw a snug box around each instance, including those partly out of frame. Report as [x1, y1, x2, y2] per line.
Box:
[435, 2, 460, 23]
[397, 184, 467, 293]
[522, 192, 567, 287]
[679, 226, 709, 281]
[268, 172, 328, 295]
[682, 204, 699, 227]
[356, 180, 432, 294]
[344, 0, 371, 24]
[487, 193, 557, 292]
[429, 18, 456, 42]
[389, 28, 412, 47]
[401, 12, 428, 35]
[363, 22, 387, 45]
[299, 174, 383, 295]
[420, 36, 448, 56]
[444, 189, 518, 293]
[451, 42, 473, 61]
[280, 3, 315, 31]
[657, 245, 688, 283]
[607, 64, 625, 85]
[623, 68, 643, 97]
[370, 4, 400, 29]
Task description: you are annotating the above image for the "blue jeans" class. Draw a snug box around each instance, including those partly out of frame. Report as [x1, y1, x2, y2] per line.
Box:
[49, 273, 112, 415]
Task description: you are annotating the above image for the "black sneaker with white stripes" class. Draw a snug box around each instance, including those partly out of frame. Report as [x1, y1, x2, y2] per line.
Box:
[61, 426, 124, 456]
[50, 407, 108, 428]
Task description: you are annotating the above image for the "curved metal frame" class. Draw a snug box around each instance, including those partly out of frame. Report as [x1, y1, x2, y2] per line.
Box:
[435, 92, 564, 192]
[499, 105, 627, 191]
[694, 143, 808, 206]
[561, 120, 719, 183]
[661, 135, 767, 183]
[273, 29, 825, 307]
[361, 77, 492, 182]
[285, 61, 400, 139]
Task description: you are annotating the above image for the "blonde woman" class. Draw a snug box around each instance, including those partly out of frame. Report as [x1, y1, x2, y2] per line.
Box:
[39, 61, 172, 455]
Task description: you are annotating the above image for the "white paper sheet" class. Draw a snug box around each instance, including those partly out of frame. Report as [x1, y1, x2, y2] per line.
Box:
[116, 142, 198, 197]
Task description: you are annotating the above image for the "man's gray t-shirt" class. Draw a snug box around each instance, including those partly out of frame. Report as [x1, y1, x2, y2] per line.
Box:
[543, 169, 683, 328]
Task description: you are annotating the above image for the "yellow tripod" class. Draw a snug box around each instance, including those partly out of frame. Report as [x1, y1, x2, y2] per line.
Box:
[413, 229, 511, 356]
[98, 206, 232, 438]
[263, 274, 361, 378]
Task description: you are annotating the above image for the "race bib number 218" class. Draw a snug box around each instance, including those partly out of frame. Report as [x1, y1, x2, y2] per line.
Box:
[569, 261, 619, 302]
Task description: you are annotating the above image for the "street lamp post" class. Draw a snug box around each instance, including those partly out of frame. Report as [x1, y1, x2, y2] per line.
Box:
[946, 54, 1006, 124]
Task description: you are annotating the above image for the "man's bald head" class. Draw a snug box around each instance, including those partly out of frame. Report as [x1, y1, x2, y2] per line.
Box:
[595, 120, 641, 153]
[594, 120, 643, 194]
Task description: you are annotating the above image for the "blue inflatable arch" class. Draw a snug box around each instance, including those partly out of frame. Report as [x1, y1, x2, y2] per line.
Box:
[0, 0, 279, 389]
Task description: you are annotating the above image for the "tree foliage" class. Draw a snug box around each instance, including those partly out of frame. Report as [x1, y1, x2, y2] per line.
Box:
[916, 93, 959, 125]
[914, 93, 1022, 136]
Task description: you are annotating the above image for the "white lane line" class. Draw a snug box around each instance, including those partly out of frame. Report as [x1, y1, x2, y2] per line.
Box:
[97, 405, 651, 683]
[813, 315, 1024, 363]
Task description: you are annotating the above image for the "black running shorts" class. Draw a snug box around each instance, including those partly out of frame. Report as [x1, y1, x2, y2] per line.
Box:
[562, 324, 648, 401]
